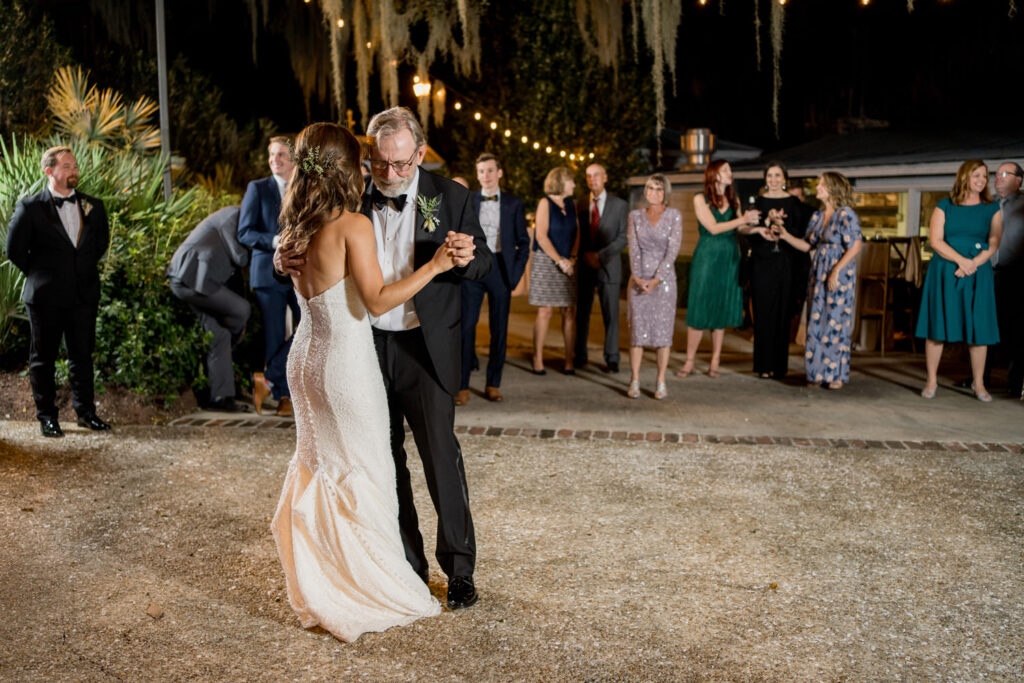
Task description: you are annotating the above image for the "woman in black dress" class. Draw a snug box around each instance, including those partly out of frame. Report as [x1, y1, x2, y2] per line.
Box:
[746, 162, 809, 379]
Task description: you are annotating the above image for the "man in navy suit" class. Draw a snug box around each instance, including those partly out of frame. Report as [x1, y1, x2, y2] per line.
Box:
[5, 146, 112, 437]
[456, 153, 530, 405]
[238, 136, 298, 416]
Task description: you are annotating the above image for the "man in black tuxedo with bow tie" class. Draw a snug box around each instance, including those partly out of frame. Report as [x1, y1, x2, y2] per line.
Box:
[5, 146, 112, 437]
[455, 153, 530, 405]
[276, 107, 491, 610]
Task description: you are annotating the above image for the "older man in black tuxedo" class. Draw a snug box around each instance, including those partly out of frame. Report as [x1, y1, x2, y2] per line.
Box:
[277, 108, 491, 610]
[5, 146, 111, 437]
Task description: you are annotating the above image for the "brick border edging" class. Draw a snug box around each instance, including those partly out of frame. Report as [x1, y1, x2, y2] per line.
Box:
[166, 416, 1023, 453]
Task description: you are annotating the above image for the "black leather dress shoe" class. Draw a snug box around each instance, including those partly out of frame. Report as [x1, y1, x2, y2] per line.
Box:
[208, 396, 243, 413]
[604, 362, 620, 374]
[77, 414, 112, 431]
[446, 575, 478, 610]
[40, 419, 64, 438]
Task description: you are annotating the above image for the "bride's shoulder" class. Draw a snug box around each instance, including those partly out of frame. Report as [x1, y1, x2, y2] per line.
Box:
[321, 210, 372, 241]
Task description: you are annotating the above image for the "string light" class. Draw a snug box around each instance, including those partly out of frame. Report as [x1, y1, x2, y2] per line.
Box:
[474, 112, 482, 120]
[533, 142, 540, 149]
[504, 129, 512, 137]
[490, 121, 498, 130]
[559, 150, 566, 157]
[521, 136, 528, 143]
[454, 102, 462, 110]
[545, 146, 552, 154]
[366, 42, 372, 48]
[336, 18, 344, 27]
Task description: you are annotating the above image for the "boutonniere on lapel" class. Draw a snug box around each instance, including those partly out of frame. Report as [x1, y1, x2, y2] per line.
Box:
[81, 199, 94, 217]
[417, 194, 442, 233]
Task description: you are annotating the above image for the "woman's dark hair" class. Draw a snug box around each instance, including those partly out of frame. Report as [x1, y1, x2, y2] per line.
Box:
[704, 160, 736, 211]
[762, 161, 790, 187]
[279, 122, 364, 253]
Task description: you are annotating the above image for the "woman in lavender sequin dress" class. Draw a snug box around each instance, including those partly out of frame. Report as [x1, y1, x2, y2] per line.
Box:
[626, 174, 682, 399]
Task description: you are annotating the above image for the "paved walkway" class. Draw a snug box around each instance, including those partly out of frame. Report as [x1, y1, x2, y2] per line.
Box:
[174, 299, 1023, 450]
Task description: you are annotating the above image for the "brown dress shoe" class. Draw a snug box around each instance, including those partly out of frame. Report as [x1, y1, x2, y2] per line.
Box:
[252, 372, 270, 415]
[484, 386, 503, 402]
[454, 389, 470, 406]
[275, 396, 293, 417]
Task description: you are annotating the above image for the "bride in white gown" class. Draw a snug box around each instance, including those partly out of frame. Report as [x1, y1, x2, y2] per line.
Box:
[270, 123, 454, 641]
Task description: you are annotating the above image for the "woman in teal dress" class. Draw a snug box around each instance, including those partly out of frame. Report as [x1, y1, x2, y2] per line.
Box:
[916, 159, 1003, 402]
[678, 160, 760, 378]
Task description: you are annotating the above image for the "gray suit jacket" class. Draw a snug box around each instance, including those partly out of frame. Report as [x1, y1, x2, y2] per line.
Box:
[576, 194, 629, 283]
[167, 206, 248, 295]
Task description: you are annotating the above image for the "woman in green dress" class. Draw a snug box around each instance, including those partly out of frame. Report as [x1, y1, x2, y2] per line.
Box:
[916, 159, 1003, 402]
[677, 160, 760, 378]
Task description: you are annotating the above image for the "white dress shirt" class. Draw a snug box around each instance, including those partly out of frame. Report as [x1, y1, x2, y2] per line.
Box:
[273, 174, 288, 198]
[479, 188, 501, 253]
[51, 186, 81, 246]
[370, 169, 420, 331]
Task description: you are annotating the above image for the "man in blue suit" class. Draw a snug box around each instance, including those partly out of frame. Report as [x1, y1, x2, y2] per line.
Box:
[238, 135, 298, 416]
[456, 153, 530, 405]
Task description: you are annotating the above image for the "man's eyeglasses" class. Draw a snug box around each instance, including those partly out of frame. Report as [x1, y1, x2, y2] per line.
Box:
[995, 170, 1023, 179]
[369, 150, 420, 173]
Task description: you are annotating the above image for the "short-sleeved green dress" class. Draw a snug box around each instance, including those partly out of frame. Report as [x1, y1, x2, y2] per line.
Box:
[685, 200, 744, 330]
[915, 198, 1000, 345]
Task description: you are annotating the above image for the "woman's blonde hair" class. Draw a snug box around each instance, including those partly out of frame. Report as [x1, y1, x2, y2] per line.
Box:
[645, 173, 672, 205]
[543, 166, 574, 195]
[278, 122, 364, 254]
[820, 171, 854, 210]
[950, 159, 992, 205]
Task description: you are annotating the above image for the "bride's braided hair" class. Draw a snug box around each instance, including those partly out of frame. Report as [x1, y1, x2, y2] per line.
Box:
[279, 123, 364, 254]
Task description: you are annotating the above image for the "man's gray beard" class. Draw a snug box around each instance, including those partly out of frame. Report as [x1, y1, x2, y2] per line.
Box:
[373, 173, 415, 198]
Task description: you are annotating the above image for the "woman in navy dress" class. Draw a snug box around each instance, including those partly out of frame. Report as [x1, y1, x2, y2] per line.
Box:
[776, 172, 862, 389]
[529, 166, 579, 375]
[915, 160, 1003, 402]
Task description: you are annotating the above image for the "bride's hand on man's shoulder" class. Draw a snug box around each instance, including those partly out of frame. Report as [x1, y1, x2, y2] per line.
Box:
[274, 242, 306, 276]
[445, 230, 476, 268]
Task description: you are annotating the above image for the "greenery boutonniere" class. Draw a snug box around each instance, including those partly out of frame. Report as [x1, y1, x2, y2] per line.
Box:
[81, 199, 94, 217]
[417, 194, 442, 233]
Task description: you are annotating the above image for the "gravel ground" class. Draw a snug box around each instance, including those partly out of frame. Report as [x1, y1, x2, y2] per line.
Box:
[1, 423, 1022, 681]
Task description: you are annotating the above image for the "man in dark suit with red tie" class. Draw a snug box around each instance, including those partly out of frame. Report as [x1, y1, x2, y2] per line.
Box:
[575, 163, 628, 373]
[5, 146, 112, 437]
[455, 153, 530, 405]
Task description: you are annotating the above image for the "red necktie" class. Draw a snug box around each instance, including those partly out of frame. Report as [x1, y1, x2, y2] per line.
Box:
[590, 198, 600, 238]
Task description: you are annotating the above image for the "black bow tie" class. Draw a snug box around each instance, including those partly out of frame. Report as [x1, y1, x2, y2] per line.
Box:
[481, 194, 499, 202]
[371, 188, 406, 211]
[53, 194, 78, 209]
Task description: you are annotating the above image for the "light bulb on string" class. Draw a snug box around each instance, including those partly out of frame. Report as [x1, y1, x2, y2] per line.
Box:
[504, 130, 512, 137]
[521, 136, 529, 143]
[336, 18, 344, 27]
[533, 142, 540, 149]
[474, 112, 481, 120]
[545, 146, 552, 154]
[490, 122, 498, 130]
[454, 102, 462, 110]
[559, 150, 566, 158]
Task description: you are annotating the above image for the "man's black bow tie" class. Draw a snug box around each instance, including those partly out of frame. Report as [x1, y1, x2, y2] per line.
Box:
[371, 188, 406, 211]
[481, 194, 499, 202]
[53, 194, 78, 209]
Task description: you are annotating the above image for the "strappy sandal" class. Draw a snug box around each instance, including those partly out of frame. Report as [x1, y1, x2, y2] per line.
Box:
[654, 381, 668, 400]
[675, 361, 694, 378]
[627, 380, 640, 399]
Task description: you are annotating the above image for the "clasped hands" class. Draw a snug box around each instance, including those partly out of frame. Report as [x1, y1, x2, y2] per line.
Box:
[274, 230, 477, 276]
[954, 256, 978, 278]
[631, 275, 660, 294]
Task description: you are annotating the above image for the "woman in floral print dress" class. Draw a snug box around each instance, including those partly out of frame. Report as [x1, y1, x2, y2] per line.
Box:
[776, 172, 863, 389]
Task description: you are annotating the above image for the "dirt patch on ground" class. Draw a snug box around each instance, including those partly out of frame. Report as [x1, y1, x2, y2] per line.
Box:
[0, 371, 197, 425]
[1, 424, 1021, 681]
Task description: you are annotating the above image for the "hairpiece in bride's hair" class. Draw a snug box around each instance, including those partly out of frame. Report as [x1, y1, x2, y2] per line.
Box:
[301, 146, 337, 178]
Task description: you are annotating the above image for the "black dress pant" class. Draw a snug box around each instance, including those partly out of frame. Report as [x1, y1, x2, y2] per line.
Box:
[25, 302, 98, 421]
[991, 267, 1024, 394]
[750, 251, 793, 378]
[575, 266, 621, 366]
[170, 281, 251, 400]
[373, 327, 475, 579]
[460, 261, 511, 389]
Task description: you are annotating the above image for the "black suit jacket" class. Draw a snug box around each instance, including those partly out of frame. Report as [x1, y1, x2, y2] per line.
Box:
[576, 193, 629, 284]
[362, 169, 493, 395]
[5, 188, 110, 306]
[471, 190, 530, 290]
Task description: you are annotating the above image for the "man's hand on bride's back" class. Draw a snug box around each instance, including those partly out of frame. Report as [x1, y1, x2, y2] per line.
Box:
[445, 231, 476, 268]
[274, 243, 306, 276]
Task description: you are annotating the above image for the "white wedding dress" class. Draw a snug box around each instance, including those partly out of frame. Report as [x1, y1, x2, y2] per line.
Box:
[271, 276, 440, 642]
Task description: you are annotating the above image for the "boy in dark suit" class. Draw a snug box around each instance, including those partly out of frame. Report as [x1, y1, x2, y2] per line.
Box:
[5, 146, 111, 437]
[456, 153, 530, 405]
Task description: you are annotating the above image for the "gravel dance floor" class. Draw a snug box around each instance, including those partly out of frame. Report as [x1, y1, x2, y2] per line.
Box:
[1, 423, 1021, 681]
